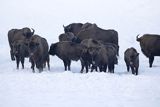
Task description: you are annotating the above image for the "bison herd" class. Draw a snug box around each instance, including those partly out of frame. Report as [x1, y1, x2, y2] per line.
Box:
[8, 22, 160, 75]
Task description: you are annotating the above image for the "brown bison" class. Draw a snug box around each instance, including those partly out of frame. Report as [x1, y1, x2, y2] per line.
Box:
[89, 44, 108, 72]
[80, 39, 109, 72]
[137, 34, 160, 67]
[69, 23, 119, 55]
[80, 39, 102, 73]
[80, 39, 118, 73]
[29, 35, 50, 72]
[49, 41, 83, 71]
[104, 44, 118, 73]
[63, 23, 83, 36]
[8, 27, 35, 61]
[12, 40, 29, 69]
[124, 47, 139, 75]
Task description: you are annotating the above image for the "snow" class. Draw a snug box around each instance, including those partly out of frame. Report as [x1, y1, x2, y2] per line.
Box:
[0, 0, 160, 107]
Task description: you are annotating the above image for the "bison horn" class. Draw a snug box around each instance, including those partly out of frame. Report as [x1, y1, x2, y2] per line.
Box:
[63, 25, 65, 28]
[31, 28, 35, 35]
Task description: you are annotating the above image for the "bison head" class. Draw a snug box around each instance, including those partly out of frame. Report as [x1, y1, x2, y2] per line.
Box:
[129, 53, 139, 65]
[28, 41, 39, 56]
[63, 25, 72, 33]
[22, 27, 35, 39]
[49, 43, 57, 56]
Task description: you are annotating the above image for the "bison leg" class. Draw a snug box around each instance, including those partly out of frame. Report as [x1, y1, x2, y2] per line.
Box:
[149, 56, 154, 68]
[111, 64, 115, 73]
[85, 65, 89, 73]
[21, 57, 25, 69]
[63, 60, 68, 71]
[99, 66, 103, 72]
[135, 67, 138, 75]
[80, 65, 84, 73]
[80, 59, 86, 73]
[131, 66, 135, 75]
[103, 65, 107, 73]
[16, 57, 20, 69]
[126, 64, 130, 72]
[68, 60, 71, 71]
[47, 56, 50, 71]
[31, 60, 35, 73]
[10, 50, 15, 61]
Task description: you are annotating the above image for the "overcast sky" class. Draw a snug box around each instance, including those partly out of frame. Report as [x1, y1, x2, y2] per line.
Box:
[1, 0, 160, 44]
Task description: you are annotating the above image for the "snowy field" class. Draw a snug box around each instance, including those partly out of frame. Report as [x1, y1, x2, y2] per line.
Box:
[0, 0, 160, 107]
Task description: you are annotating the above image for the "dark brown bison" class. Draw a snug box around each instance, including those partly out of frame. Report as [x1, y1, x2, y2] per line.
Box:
[89, 44, 108, 72]
[29, 35, 50, 72]
[8, 27, 35, 61]
[80, 39, 102, 73]
[104, 44, 118, 73]
[137, 34, 160, 67]
[80, 39, 108, 72]
[63, 23, 83, 36]
[80, 39, 118, 73]
[49, 41, 83, 71]
[12, 40, 29, 69]
[72, 24, 119, 55]
[124, 47, 139, 75]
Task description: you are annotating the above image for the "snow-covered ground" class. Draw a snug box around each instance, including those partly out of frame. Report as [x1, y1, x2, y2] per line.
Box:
[0, 0, 160, 107]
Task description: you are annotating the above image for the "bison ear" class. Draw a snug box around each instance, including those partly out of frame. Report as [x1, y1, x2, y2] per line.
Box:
[136, 53, 139, 57]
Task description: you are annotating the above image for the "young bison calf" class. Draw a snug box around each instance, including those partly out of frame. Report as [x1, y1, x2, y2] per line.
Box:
[124, 47, 139, 75]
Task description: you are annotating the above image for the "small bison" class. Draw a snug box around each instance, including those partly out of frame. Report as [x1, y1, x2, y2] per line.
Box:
[29, 35, 50, 72]
[137, 34, 160, 67]
[124, 47, 139, 75]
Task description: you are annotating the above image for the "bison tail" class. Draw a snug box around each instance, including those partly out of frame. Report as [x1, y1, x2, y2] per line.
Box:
[136, 34, 141, 42]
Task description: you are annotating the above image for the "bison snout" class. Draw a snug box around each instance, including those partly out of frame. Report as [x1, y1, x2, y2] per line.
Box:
[130, 62, 133, 65]
[92, 61, 96, 64]
[30, 53, 34, 56]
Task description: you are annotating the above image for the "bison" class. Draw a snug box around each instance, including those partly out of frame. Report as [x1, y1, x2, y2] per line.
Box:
[8, 27, 35, 61]
[137, 34, 160, 67]
[71, 23, 119, 55]
[28, 35, 50, 72]
[63, 23, 83, 36]
[80, 39, 108, 72]
[124, 47, 139, 75]
[49, 41, 83, 71]
[80, 39, 102, 73]
[80, 39, 118, 73]
[104, 44, 118, 73]
[89, 44, 108, 72]
[12, 40, 29, 69]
